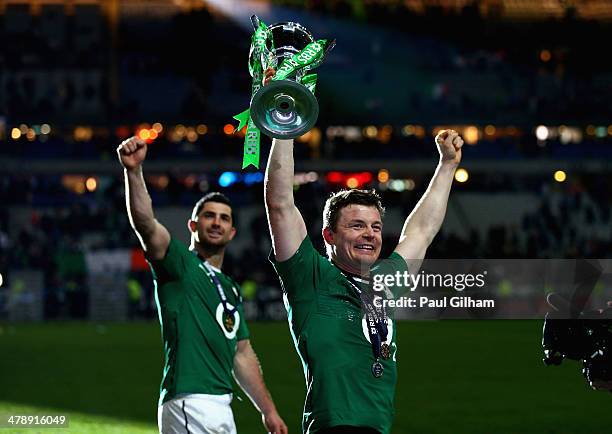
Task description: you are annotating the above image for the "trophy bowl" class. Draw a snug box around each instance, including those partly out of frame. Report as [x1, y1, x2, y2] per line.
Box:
[250, 79, 319, 138]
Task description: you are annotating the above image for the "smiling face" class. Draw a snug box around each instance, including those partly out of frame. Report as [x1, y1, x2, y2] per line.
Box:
[323, 204, 383, 273]
[189, 201, 236, 249]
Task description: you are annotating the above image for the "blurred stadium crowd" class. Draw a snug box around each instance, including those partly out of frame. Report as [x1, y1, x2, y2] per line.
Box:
[0, 1, 611, 320]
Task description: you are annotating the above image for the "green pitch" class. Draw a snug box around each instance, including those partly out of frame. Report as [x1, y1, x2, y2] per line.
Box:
[0, 321, 610, 433]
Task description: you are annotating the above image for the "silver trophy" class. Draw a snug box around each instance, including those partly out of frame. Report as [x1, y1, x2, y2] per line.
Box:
[249, 16, 334, 139]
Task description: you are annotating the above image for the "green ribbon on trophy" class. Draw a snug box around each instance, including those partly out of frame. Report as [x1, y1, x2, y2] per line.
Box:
[233, 16, 335, 169]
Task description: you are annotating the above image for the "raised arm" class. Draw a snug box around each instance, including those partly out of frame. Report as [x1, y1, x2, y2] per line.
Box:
[264, 137, 308, 261]
[394, 129, 464, 273]
[117, 136, 170, 261]
[233, 339, 288, 434]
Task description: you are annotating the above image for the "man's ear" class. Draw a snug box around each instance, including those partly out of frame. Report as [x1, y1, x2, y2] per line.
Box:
[187, 219, 197, 233]
[322, 227, 334, 245]
[228, 227, 237, 241]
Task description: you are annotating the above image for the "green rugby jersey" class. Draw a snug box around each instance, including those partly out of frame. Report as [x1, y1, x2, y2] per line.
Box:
[148, 238, 249, 406]
[270, 236, 408, 434]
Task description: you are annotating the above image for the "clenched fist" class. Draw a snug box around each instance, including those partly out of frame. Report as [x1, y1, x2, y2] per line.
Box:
[435, 129, 464, 165]
[117, 136, 147, 171]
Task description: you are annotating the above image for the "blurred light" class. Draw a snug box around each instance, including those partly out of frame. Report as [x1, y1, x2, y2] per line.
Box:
[19, 124, 28, 134]
[346, 177, 359, 189]
[75, 182, 86, 195]
[484, 125, 496, 136]
[389, 180, 405, 192]
[40, 124, 51, 135]
[297, 130, 312, 143]
[175, 124, 186, 137]
[363, 126, 377, 138]
[595, 126, 607, 138]
[535, 125, 549, 141]
[169, 131, 181, 143]
[196, 124, 208, 135]
[326, 126, 344, 139]
[184, 175, 197, 189]
[86, 177, 97, 192]
[608, 125, 612, 136]
[340, 126, 359, 142]
[586, 125, 596, 136]
[138, 129, 150, 140]
[432, 126, 444, 137]
[116, 126, 130, 139]
[26, 129, 36, 141]
[404, 179, 415, 191]
[508, 126, 521, 136]
[295, 172, 319, 185]
[223, 124, 234, 135]
[464, 126, 479, 145]
[74, 126, 93, 142]
[540, 49, 551, 62]
[455, 168, 469, 183]
[559, 126, 572, 145]
[0, 272, 3, 287]
[149, 129, 158, 140]
[309, 127, 322, 146]
[158, 175, 169, 189]
[219, 172, 238, 187]
[572, 129, 583, 144]
[414, 126, 426, 138]
[378, 169, 390, 183]
[199, 180, 209, 192]
[11, 128, 21, 140]
[379, 125, 392, 142]
[186, 127, 198, 143]
[152, 122, 163, 133]
[244, 172, 264, 185]
[554, 170, 566, 183]
[327, 171, 344, 183]
[402, 125, 415, 136]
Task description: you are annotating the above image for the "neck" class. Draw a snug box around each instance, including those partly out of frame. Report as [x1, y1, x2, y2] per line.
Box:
[192, 242, 225, 269]
[331, 257, 369, 279]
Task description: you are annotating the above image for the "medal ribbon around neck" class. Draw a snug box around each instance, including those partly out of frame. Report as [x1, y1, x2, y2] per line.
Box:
[194, 253, 241, 320]
[339, 270, 389, 361]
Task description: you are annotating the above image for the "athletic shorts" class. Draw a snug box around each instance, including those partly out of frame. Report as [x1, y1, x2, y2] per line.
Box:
[158, 393, 236, 434]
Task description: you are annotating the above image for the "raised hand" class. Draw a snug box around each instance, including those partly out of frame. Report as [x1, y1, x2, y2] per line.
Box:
[117, 136, 148, 171]
[435, 129, 464, 165]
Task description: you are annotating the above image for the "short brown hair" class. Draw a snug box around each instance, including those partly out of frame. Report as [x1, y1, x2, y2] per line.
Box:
[323, 189, 385, 231]
[191, 192, 233, 221]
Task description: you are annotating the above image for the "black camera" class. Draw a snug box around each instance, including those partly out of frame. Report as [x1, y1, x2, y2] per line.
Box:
[542, 294, 612, 391]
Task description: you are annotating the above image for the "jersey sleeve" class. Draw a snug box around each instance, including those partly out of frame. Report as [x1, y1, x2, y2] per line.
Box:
[147, 238, 190, 283]
[236, 304, 250, 341]
[232, 281, 250, 341]
[269, 235, 326, 303]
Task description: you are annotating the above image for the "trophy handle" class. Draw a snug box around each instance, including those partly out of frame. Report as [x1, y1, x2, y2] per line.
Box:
[251, 15, 261, 31]
[325, 39, 337, 56]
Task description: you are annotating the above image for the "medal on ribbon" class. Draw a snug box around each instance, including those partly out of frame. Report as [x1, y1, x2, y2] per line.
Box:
[223, 312, 236, 332]
[338, 268, 391, 378]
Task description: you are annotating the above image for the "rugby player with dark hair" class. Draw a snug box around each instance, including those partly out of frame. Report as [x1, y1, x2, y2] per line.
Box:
[263, 64, 464, 433]
[118, 136, 287, 434]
